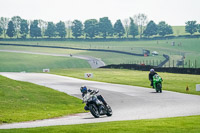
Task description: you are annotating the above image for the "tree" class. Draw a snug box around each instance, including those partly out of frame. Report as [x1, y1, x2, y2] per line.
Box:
[114, 19, 125, 38]
[123, 18, 130, 38]
[98, 17, 113, 38]
[129, 18, 138, 38]
[198, 24, 200, 33]
[45, 22, 56, 38]
[56, 21, 66, 38]
[0, 17, 9, 38]
[0, 27, 3, 36]
[30, 20, 42, 38]
[84, 19, 99, 39]
[134, 13, 148, 38]
[185, 21, 198, 35]
[65, 20, 72, 38]
[6, 21, 15, 38]
[143, 20, 158, 38]
[38, 19, 48, 37]
[71, 20, 83, 39]
[11, 16, 22, 38]
[20, 19, 29, 39]
[157, 21, 173, 37]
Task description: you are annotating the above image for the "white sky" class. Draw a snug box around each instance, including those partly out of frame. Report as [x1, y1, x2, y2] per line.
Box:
[0, 0, 200, 25]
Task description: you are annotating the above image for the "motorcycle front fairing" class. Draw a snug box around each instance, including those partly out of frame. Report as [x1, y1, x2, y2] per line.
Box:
[83, 92, 103, 109]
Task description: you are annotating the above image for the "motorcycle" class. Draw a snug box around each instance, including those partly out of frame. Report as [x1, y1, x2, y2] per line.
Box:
[153, 74, 163, 93]
[82, 89, 112, 118]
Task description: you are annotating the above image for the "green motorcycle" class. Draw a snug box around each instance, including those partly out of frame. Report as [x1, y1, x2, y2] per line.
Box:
[153, 74, 163, 93]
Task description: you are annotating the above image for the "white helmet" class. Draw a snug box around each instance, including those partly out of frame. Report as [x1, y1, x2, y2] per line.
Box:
[150, 69, 155, 72]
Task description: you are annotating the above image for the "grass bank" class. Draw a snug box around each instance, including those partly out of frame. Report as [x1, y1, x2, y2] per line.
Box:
[1, 115, 200, 133]
[0, 75, 84, 124]
[51, 68, 200, 95]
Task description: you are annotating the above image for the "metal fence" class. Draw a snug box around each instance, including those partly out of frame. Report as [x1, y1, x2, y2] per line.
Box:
[126, 59, 199, 68]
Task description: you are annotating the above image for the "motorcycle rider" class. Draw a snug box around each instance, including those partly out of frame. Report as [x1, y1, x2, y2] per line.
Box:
[80, 85, 108, 111]
[149, 69, 157, 87]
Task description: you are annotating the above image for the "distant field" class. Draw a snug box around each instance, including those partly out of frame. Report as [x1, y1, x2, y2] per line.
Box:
[0, 52, 90, 72]
[0, 75, 84, 124]
[1, 38, 199, 68]
[172, 26, 186, 36]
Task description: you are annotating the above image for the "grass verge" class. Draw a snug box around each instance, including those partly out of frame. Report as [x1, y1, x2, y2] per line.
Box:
[1, 115, 200, 133]
[0, 75, 84, 124]
[51, 68, 200, 95]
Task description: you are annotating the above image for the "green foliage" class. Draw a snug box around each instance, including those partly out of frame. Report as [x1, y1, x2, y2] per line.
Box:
[20, 19, 29, 39]
[114, 19, 125, 38]
[134, 13, 148, 38]
[185, 21, 198, 35]
[0, 17, 9, 38]
[56, 21, 66, 38]
[143, 20, 158, 37]
[0, 27, 2, 36]
[99, 17, 113, 38]
[30, 20, 42, 38]
[6, 21, 15, 38]
[45, 22, 56, 38]
[11, 16, 21, 38]
[84, 19, 99, 39]
[129, 18, 138, 38]
[198, 24, 200, 33]
[0, 75, 84, 124]
[158, 21, 173, 37]
[71, 20, 83, 39]
[38, 19, 48, 37]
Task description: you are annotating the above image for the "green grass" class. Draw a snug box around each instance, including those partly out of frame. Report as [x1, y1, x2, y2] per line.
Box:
[1, 115, 200, 133]
[0, 75, 84, 124]
[0, 52, 90, 72]
[172, 26, 186, 36]
[51, 68, 200, 95]
[0, 45, 87, 54]
[172, 26, 200, 36]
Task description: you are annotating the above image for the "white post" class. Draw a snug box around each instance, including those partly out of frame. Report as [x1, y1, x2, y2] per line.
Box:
[196, 84, 200, 91]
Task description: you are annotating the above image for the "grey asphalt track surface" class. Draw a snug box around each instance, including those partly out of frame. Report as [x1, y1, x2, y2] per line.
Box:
[0, 50, 105, 68]
[0, 73, 200, 129]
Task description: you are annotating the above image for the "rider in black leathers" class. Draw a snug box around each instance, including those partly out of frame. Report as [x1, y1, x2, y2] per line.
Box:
[80, 86, 108, 111]
[149, 69, 157, 87]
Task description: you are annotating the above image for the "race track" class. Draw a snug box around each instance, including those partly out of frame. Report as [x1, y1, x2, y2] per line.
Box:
[0, 72, 200, 129]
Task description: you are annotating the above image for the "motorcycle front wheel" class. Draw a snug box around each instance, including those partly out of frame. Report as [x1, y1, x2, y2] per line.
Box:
[106, 105, 113, 116]
[89, 104, 100, 118]
[157, 83, 162, 93]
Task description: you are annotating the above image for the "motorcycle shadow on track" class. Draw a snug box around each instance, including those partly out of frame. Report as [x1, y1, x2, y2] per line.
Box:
[83, 115, 108, 119]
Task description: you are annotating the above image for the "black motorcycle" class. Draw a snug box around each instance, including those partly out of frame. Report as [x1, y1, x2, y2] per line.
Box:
[82, 90, 112, 118]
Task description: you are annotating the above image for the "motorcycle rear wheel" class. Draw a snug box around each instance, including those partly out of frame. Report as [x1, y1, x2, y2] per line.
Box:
[157, 83, 162, 93]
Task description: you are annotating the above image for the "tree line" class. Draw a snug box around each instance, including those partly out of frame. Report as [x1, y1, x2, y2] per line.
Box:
[0, 14, 200, 39]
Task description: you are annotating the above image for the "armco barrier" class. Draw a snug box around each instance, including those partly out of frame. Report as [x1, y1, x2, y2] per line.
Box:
[100, 64, 200, 75]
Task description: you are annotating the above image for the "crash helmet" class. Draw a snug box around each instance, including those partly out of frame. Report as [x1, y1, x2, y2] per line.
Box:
[80, 85, 87, 94]
[150, 69, 155, 73]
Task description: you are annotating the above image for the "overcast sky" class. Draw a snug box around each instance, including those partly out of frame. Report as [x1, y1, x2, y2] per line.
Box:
[0, 0, 199, 25]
